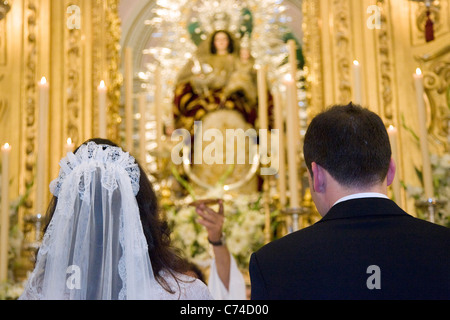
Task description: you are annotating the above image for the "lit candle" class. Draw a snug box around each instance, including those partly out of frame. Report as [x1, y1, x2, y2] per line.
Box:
[98, 80, 107, 138]
[284, 74, 300, 210]
[387, 125, 402, 205]
[66, 138, 75, 154]
[413, 68, 433, 199]
[273, 88, 286, 207]
[36, 77, 49, 217]
[125, 47, 134, 153]
[353, 60, 362, 105]
[0, 143, 11, 281]
[257, 65, 269, 131]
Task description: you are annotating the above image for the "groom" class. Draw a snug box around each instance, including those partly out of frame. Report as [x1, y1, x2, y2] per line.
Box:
[249, 103, 450, 299]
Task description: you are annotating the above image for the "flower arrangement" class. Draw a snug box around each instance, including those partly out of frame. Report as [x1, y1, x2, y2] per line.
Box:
[0, 281, 25, 300]
[0, 166, 31, 300]
[401, 108, 450, 227]
[405, 152, 450, 227]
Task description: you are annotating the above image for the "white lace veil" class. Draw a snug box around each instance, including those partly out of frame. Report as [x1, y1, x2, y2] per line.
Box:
[20, 142, 160, 300]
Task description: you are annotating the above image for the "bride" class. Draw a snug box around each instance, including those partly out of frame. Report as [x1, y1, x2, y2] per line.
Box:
[19, 138, 212, 300]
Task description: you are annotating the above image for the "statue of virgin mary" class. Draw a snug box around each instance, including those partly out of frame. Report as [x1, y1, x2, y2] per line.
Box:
[173, 29, 262, 194]
[173, 30, 258, 134]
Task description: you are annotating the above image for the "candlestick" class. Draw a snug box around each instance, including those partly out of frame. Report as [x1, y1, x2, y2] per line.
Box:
[284, 74, 300, 216]
[273, 88, 286, 207]
[353, 60, 362, 105]
[98, 80, 107, 138]
[0, 143, 11, 281]
[413, 68, 433, 199]
[36, 77, 49, 217]
[415, 198, 446, 224]
[125, 47, 134, 153]
[387, 125, 402, 205]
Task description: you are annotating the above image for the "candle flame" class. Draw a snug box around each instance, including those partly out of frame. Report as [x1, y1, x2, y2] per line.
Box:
[99, 80, 106, 88]
[284, 73, 293, 82]
[67, 137, 72, 145]
[2, 143, 10, 150]
[353, 60, 359, 66]
[387, 125, 397, 133]
[40, 77, 47, 84]
[415, 68, 422, 75]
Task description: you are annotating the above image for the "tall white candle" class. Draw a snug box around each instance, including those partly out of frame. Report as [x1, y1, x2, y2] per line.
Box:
[413, 68, 433, 199]
[387, 125, 402, 205]
[284, 74, 300, 210]
[125, 47, 134, 153]
[36, 77, 49, 217]
[287, 39, 297, 78]
[273, 89, 286, 207]
[353, 60, 362, 105]
[0, 143, 11, 281]
[257, 65, 269, 131]
[98, 80, 107, 138]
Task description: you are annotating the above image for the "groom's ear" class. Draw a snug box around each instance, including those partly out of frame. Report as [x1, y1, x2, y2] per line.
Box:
[386, 157, 396, 187]
[311, 162, 326, 193]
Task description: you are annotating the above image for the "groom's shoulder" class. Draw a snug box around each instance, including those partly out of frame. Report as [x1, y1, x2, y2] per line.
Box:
[254, 222, 321, 258]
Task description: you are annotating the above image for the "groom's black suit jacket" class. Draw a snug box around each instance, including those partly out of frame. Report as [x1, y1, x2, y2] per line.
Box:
[250, 198, 450, 299]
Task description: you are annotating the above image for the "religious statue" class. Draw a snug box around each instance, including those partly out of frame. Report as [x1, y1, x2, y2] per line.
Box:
[174, 30, 258, 134]
[173, 30, 264, 194]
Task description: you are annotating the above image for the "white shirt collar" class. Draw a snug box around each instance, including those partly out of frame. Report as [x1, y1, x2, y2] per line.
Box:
[332, 192, 389, 207]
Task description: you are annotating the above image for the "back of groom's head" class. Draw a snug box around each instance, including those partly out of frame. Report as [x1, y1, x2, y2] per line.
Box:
[303, 103, 392, 189]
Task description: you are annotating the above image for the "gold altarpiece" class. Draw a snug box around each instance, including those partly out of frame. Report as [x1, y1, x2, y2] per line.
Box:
[0, 0, 449, 233]
[303, 0, 450, 213]
[0, 0, 121, 230]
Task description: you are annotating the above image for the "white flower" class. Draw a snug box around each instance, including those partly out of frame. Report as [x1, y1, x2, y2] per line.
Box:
[227, 224, 250, 256]
[177, 207, 195, 222]
[177, 223, 197, 246]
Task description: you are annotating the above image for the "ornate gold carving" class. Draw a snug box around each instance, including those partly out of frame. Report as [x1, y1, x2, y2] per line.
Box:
[105, 0, 122, 143]
[416, 46, 450, 149]
[302, 0, 324, 117]
[377, 0, 394, 120]
[415, 2, 442, 34]
[22, 0, 38, 217]
[66, 1, 82, 147]
[91, 0, 121, 143]
[410, 1, 450, 45]
[333, 0, 352, 104]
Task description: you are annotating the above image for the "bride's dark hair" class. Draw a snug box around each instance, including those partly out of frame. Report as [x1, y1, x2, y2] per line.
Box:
[42, 138, 191, 295]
